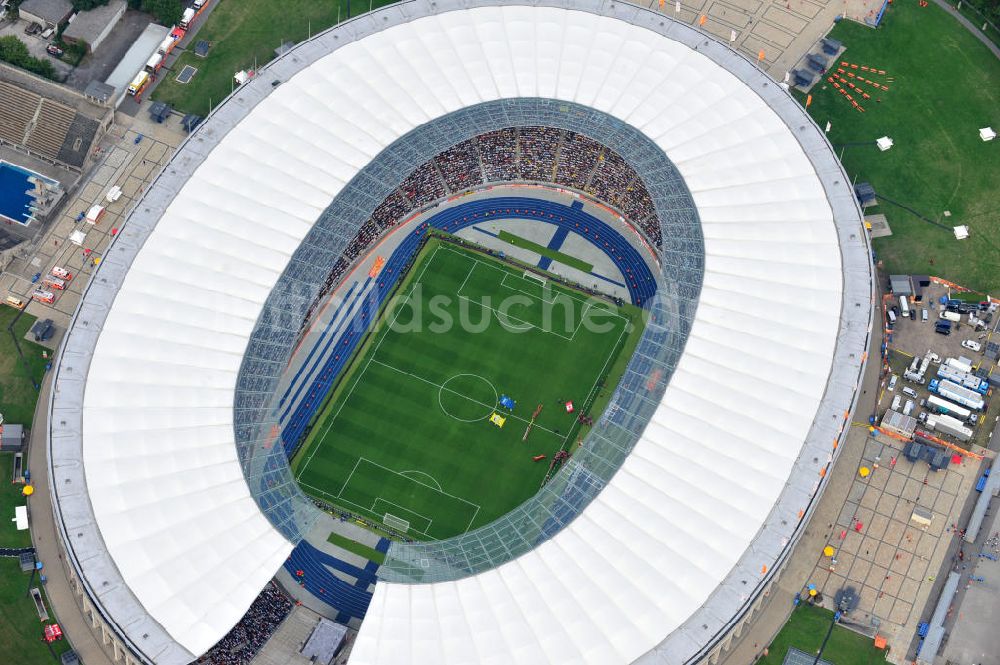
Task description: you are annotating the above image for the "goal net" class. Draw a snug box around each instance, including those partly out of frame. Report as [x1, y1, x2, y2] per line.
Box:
[523, 270, 547, 286]
[383, 513, 410, 533]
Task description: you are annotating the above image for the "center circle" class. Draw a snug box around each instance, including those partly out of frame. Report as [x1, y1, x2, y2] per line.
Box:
[438, 374, 499, 422]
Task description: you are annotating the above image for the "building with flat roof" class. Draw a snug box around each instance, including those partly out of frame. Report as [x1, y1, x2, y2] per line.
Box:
[103, 22, 168, 106]
[62, 0, 126, 53]
[17, 0, 71, 27]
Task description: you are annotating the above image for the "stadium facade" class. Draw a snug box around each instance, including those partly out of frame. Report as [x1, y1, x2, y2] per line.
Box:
[45, 1, 874, 664]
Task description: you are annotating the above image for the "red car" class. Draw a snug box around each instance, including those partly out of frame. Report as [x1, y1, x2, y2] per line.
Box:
[46, 44, 64, 57]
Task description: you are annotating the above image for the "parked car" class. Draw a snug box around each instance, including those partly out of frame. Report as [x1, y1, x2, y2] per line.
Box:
[909, 309, 916, 320]
[921, 309, 928, 322]
[892, 305, 901, 317]
[46, 44, 64, 57]
[888, 374, 898, 391]
[961, 339, 982, 352]
[24, 22, 42, 35]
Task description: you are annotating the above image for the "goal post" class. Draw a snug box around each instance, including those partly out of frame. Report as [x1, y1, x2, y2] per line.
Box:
[523, 270, 547, 286]
[383, 513, 410, 533]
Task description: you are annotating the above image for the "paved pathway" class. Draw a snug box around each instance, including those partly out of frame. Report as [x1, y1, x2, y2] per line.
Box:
[0, 105, 184, 351]
[27, 374, 114, 665]
[719, 291, 885, 664]
[931, 0, 1000, 58]
[15, 106, 186, 665]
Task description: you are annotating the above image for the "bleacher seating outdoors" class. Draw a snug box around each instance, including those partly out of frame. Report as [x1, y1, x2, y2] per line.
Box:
[284, 541, 376, 623]
[198, 582, 293, 665]
[0, 81, 41, 146]
[0, 80, 98, 168]
[26, 99, 75, 160]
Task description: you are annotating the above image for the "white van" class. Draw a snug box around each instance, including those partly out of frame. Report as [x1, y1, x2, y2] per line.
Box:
[891, 394, 902, 411]
[902, 387, 918, 399]
[887, 310, 897, 324]
[888, 374, 898, 391]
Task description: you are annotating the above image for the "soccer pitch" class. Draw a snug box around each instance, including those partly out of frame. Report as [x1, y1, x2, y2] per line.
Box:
[292, 241, 645, 539]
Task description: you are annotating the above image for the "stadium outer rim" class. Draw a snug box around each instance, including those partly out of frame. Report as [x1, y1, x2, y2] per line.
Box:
[43, 2, 876, 664]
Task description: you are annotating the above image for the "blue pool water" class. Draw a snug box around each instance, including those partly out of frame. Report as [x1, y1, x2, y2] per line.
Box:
[0, 161, 47, 225]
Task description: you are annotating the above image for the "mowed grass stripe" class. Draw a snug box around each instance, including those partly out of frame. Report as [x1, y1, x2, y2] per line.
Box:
[497, 229, 594, 273]
[295, 241, 643, 539]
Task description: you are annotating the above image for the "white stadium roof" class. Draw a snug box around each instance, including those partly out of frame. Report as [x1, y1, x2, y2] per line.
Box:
[47, 1, 872, 664]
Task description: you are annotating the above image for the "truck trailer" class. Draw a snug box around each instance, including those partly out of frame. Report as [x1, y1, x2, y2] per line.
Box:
[926, 414, 973, 442]
[926, 394, 973, 421]
[929, 378, 985, 411]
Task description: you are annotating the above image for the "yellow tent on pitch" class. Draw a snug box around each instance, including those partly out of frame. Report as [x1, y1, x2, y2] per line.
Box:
[490, 413, 506, 428]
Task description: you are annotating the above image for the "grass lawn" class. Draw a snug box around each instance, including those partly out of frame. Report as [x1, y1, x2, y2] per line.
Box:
[497, 230, 595, 273]
[0, 307, 49, 427]
[326, 531, 386, 565]
[800, 3, 1000, 293]
[760, 605, 887, 665]
[0, 558, 71, 664]
[151, 0, 398, 116]
[0, 455, 32, 549]
[293, 241, 643, 539]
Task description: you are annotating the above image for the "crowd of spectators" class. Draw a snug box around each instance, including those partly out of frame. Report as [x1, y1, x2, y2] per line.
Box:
[477, 128, 518, 181]
[434, 140, 483, 191]
[300, 126, 663, 330]
[400, 162, 447, 207]
[555, 131, 602, 189]
[517, 126, 561, 181]
[199, 582, 293, 665]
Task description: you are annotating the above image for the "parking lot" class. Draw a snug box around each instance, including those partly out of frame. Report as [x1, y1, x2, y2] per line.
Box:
[880, 281, 998, 450]
[0, 18, 72, 78]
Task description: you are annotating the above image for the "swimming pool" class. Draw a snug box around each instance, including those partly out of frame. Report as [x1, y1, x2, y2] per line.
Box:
[0, 161, 58, 226]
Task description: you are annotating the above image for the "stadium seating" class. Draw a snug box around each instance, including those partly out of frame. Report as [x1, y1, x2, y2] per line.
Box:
[283, 541, 375, 621]
[0, 82, 40, 146]
[25, 100, 75, 160]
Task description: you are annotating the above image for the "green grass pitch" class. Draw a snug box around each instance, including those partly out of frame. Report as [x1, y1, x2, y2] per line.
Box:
[292, 240, 644, 539]
[798, 2, 1000, 293]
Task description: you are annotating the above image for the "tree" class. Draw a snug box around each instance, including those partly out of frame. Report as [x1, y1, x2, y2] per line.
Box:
[72, 0, 111, 9]
[141, 0, 184, 26]
[0, 35, 33, 68]
[0, 35, 60, 80]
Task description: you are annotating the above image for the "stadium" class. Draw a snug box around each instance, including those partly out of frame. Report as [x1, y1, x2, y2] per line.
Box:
[45, 1, 874, 664]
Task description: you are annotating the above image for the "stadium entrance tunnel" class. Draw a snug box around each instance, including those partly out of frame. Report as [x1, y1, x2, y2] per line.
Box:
[235, 97, 703, 588]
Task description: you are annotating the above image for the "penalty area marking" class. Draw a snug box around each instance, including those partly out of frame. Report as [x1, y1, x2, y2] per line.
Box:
[399, 469, 444, 491]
